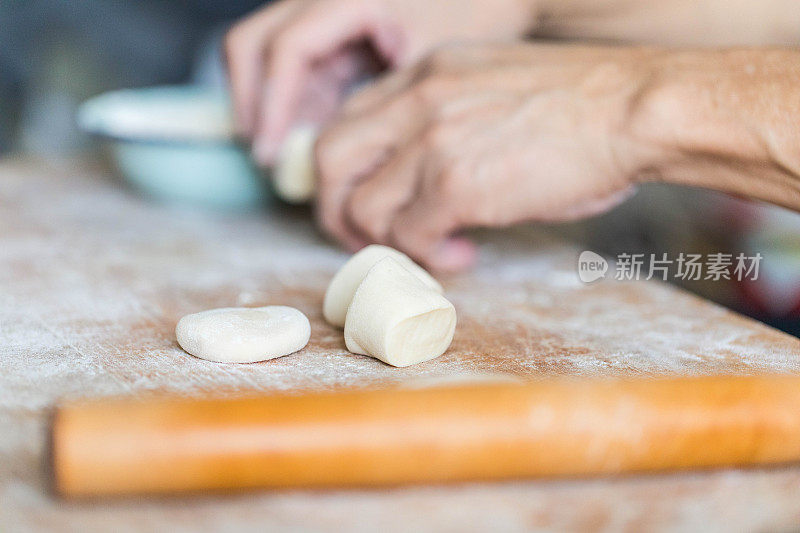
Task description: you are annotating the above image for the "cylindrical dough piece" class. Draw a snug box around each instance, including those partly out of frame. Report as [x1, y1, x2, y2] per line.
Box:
[273, 125, 317, 203]
[176, 306, 310, 363]
[344, 257, 456, 367]
[323, 244, 443, 328]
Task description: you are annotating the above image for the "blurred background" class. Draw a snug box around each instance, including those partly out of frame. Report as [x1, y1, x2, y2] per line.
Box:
[0, 0, 260, 155]
[3, 0, 800, 335]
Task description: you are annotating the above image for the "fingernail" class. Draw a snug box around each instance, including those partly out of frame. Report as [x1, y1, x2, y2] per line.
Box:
[430, 237, 477, 273]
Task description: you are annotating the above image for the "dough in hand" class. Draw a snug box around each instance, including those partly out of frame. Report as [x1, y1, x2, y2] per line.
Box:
[323, 244, 443, 328]
[176, 306, 310, 363]
[344, 257, 456, 367]
[273, 125, 317, 203]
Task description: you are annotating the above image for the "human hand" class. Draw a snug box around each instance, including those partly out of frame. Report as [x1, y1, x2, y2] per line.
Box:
[315, 44, 659, 271]
[224, 0, 538, 164]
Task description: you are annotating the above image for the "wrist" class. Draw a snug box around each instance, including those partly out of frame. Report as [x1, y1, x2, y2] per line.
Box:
[601, 48, 671, 188]
[622, 49, 800, 205]
[616, 51, 676, 186]
[619, 50, 741, 187]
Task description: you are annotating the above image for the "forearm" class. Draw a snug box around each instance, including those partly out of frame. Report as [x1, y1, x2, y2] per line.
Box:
[534, 0, 800, 46]
[626, 48, 800, 210]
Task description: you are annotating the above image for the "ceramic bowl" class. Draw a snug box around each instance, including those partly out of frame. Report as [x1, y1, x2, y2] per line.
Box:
[78, 86, 267, 209]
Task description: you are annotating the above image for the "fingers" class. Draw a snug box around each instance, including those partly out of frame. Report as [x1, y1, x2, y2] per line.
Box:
[318, 85, 478, 271]
[253, 1, 372, 163]
[224, 1, 300, 137]
[542, 186, 638, 222]
[344, 140, 424, 243]
[315, 93, 425, 246]
[320, 114, 478, 271]
[388, 190, 475, 272]
[313, 128, 385, 251]
[341, 47, 504, 119]
[340, 66, 417, 117]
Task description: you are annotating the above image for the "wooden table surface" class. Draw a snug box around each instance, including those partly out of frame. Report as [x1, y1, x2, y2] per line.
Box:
[3, 157, 800, 532]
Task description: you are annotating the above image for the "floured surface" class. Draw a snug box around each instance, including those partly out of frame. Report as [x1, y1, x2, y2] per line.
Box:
[3, 157, 800, 532]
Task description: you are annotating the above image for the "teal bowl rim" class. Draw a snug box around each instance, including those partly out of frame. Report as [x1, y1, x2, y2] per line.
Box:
[78, 85, 245, 148]
[88, 130, 247, 149]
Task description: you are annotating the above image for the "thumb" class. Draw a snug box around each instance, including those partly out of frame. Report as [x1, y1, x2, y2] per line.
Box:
[255, 2, 375, 161]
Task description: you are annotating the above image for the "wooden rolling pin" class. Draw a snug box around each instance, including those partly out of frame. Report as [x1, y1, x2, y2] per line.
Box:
[52, 375, 800, 497]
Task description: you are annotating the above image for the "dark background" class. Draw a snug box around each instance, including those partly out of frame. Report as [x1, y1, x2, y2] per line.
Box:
[0, 0, 262, 155]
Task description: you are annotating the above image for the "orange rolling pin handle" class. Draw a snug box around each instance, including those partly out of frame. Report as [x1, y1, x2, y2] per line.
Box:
[52, 375, 800, 497]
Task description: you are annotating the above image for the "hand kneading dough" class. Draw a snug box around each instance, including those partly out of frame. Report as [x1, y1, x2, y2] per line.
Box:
[176, 306, 310, 363]
[323, 244, 443, 327]
[273, 125, 317, 203]
[344, 257, 456, 367]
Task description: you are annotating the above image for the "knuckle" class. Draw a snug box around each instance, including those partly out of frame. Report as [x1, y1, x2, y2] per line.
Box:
[393, 85, 425, 114]
[434, 165, 463, 199]
[426, 48, 458, 69]
[416, 75, 447, 101]
[416, 51, 444, 76]
[416, 47, 461, 77]
[271, 33, 293, 57]
[405, 73, 457, 109]
[270, 25, 304, 58]
[419, 122, 451, 150]
[412, 55, 436, 80]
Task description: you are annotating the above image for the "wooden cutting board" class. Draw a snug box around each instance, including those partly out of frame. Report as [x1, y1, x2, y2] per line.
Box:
[3, 157, 800, 531]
